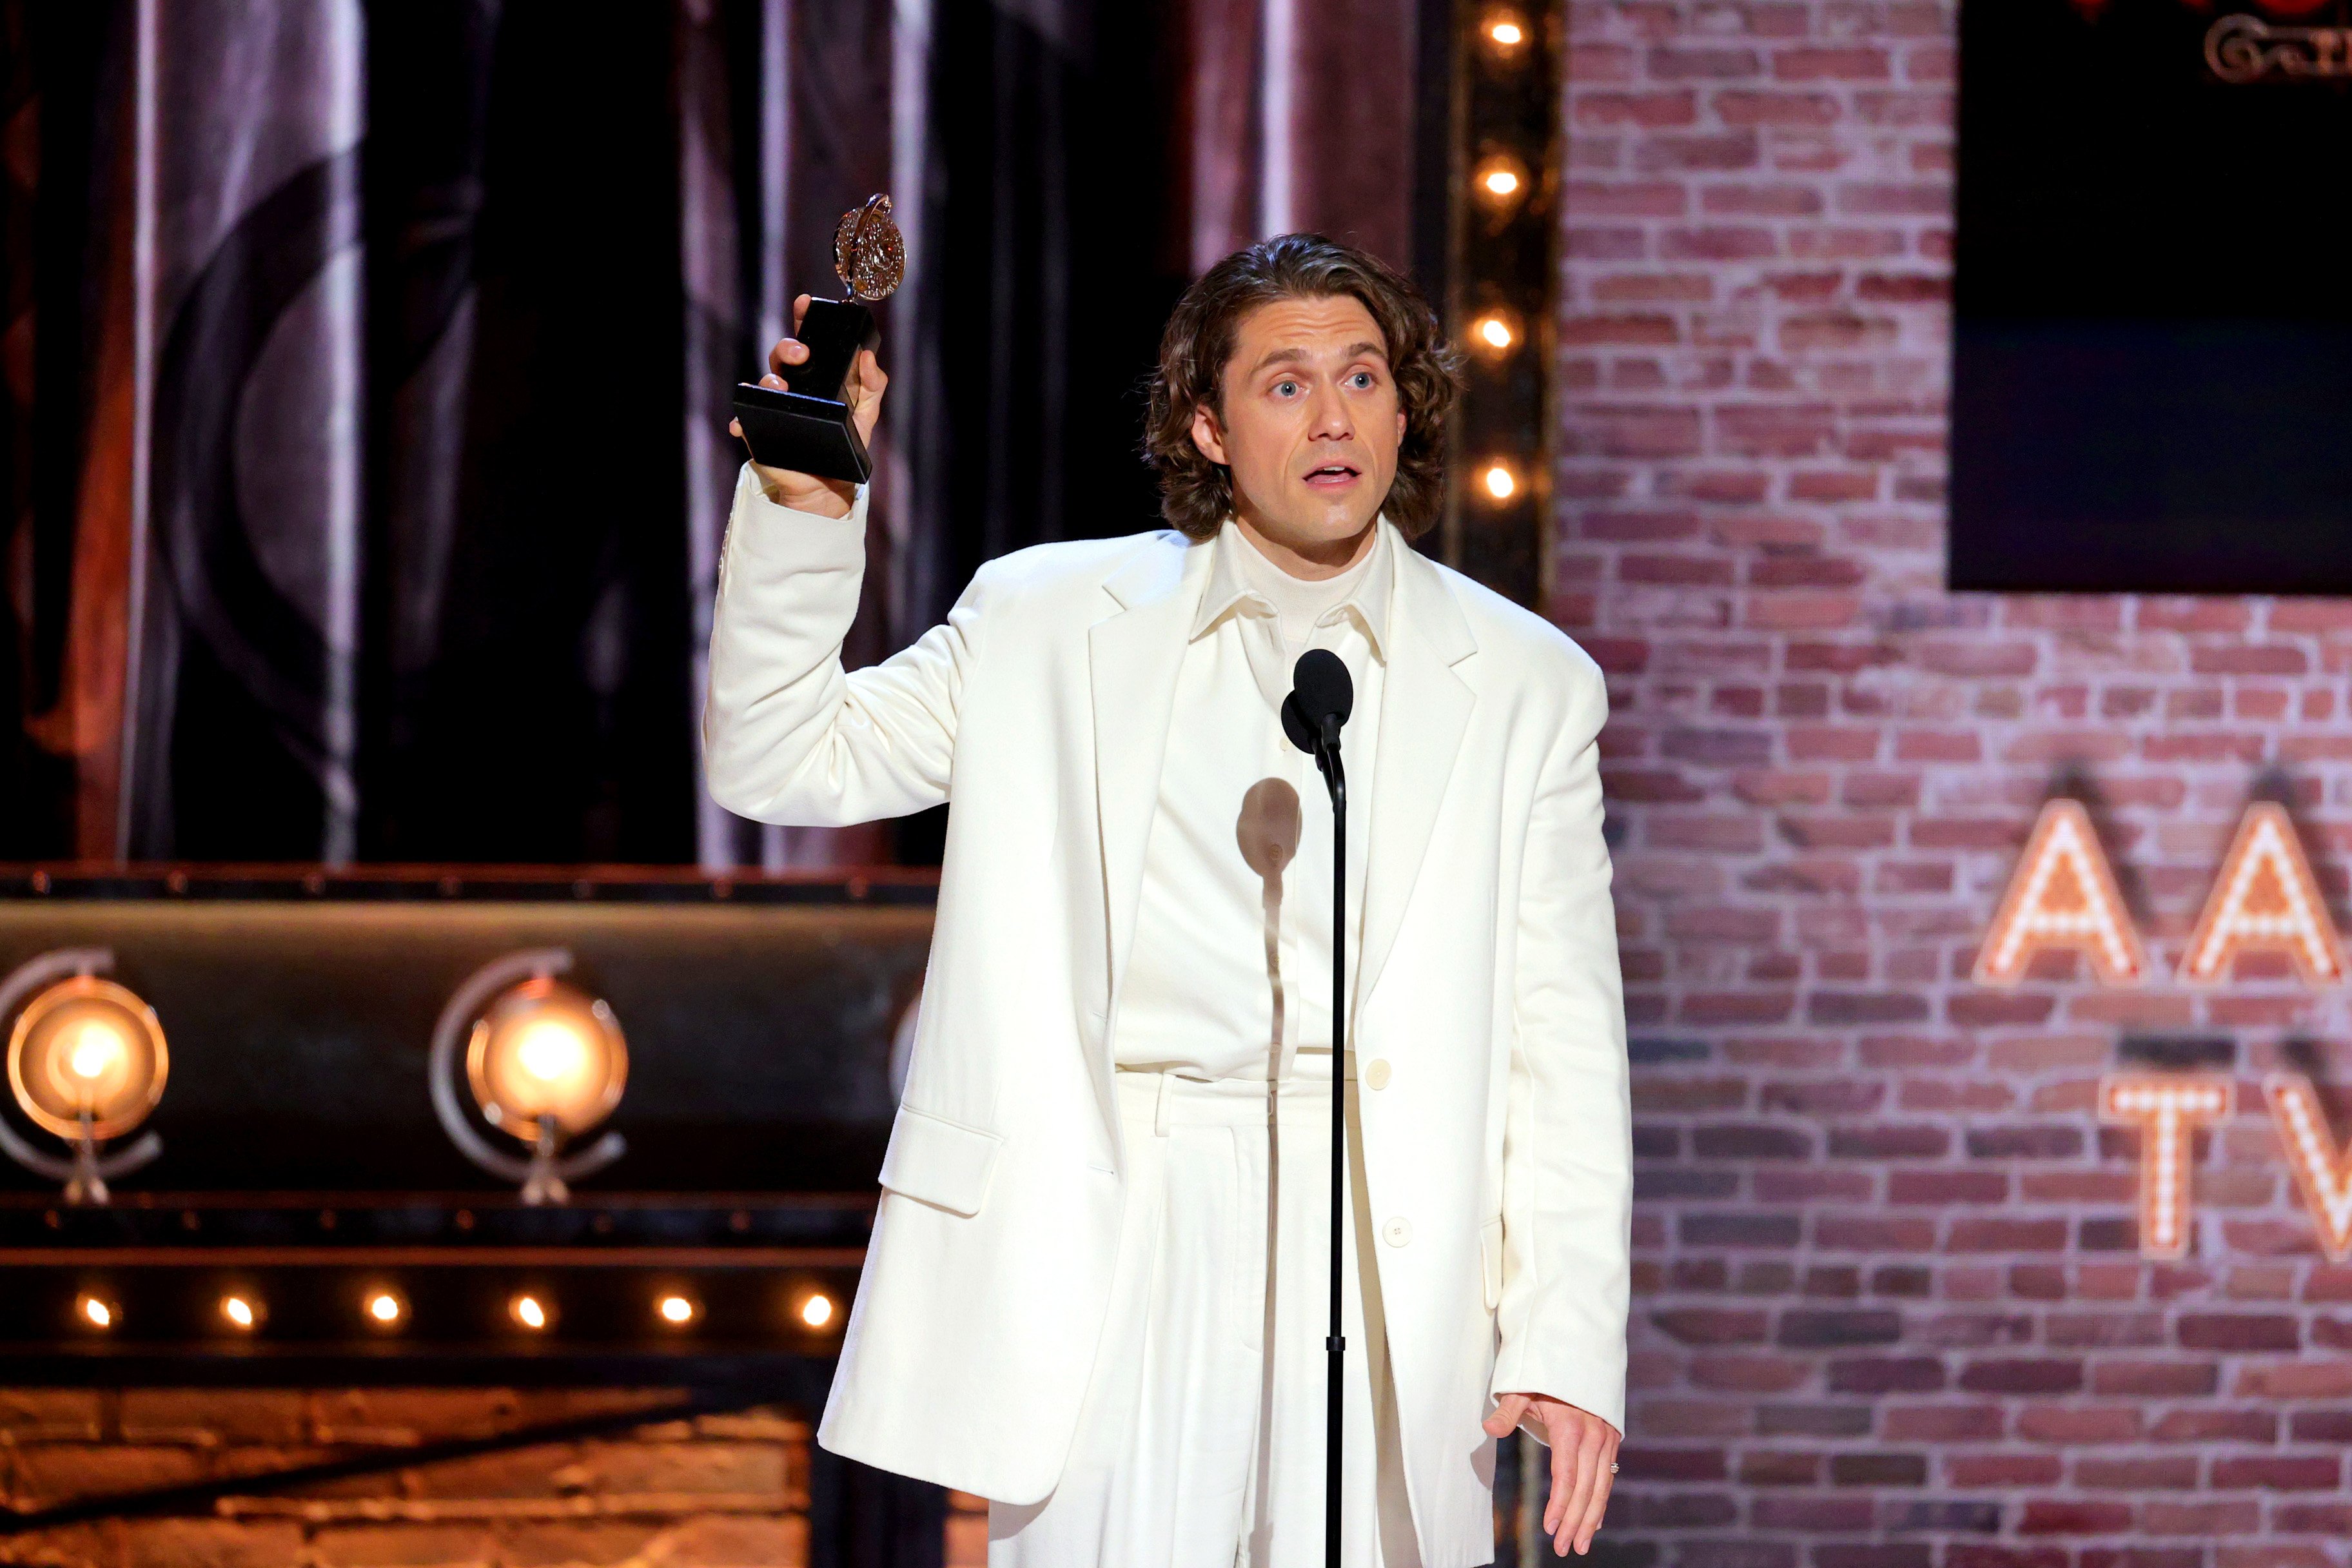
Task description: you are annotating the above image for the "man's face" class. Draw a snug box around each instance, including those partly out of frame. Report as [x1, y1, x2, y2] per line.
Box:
[1190, 293, 1406, 563]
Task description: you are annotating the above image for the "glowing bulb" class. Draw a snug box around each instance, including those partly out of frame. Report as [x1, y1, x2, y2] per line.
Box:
[66, 1022, 126, 1081]
[1476, 316, 1514, 349]
[1482, 168, 1520, 198]
[515, 1020, 587, 1084]
[511, 1293, 548, 1330]
[1488, 18, 1524, 45]
[366, 1290, 406, 1326]
[1484, 465, 1517, 500]
[799, 1293, 835, 1329]
[658, 1294, 698, 1326]
[78, 1295, 113, 1329]
[221, 1295, 257, 1329]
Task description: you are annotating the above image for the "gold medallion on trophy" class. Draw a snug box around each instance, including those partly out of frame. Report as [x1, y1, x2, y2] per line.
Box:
[832, 194, 905, 302]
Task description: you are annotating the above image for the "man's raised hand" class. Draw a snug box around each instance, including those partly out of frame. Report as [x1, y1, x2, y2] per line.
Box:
[729, 292, 888, 520]
[1483, 1391, 1619, 1556]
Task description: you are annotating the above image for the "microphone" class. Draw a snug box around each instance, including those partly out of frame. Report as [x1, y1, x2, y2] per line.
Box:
[1283, 645, 1355, 1568]
[1282, 647, 1354, 760]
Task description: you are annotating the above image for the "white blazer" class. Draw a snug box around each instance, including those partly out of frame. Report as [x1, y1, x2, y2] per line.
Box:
[701, 466, 1629, 1565]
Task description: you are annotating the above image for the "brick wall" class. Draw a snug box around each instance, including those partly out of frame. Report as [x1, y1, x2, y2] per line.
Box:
[0, 1389, 808, 1566]
[1557, 3, 2352, 1564]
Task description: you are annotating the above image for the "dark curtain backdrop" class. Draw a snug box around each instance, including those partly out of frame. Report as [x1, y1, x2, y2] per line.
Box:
[1, 0, 1437, 869]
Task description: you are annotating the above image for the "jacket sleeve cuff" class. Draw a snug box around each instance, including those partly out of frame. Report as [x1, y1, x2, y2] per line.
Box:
[1490, 1363, 1625, 1444]
[727, 462, 869, 562]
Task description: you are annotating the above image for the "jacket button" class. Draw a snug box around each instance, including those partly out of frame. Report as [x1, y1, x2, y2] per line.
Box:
[1382, 1217, 1413, 1248]
[1365, 1058, 1392, 1090]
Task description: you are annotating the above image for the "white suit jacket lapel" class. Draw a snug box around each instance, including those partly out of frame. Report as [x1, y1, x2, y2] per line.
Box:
[1355, 536, 1477, 1013]
[1088, 533, 1208, 1014]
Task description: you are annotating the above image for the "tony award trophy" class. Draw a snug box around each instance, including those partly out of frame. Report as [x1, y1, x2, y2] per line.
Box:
[731, 193, 904, 484]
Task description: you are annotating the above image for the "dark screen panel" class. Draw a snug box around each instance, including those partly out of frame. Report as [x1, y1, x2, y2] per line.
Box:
[1950, 1, 2352, 594]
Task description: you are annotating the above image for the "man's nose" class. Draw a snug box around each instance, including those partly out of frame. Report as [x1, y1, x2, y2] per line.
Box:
[1308, 382, 1353, 442]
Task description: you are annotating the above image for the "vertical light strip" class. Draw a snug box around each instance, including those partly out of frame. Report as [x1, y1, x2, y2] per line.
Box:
[118, 0, 160, 862]
[319, 0, 366, 866]
[756, 0, 794, 874]
[1257, 0, 1293, 237]
[888, 0, 928, 643]
[683, 0, 753, 873]
[760, 0, 792, 357]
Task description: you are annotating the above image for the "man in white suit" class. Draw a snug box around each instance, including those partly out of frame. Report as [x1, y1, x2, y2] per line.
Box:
[703, 234, 1628, 1564]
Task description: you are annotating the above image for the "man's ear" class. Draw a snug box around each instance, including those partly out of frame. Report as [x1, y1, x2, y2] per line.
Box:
[1190, 401, 1230, 467]
[1395, 409, 1407, 446]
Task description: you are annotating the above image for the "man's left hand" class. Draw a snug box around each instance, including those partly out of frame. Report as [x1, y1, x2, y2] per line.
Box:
[1482, 1391, 1619, 1556]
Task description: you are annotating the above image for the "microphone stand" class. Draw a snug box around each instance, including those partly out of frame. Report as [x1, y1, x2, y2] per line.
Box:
[1311, 714, 1347, 1568]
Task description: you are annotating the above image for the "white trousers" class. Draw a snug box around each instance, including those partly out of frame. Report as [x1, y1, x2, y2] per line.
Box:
[989, 1061, 1424, 1567]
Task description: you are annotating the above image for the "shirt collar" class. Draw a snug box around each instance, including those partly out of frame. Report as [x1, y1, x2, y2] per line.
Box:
[1190, 515, 1394, 662]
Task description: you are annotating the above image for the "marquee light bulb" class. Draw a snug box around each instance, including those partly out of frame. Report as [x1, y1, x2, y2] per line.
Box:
[77, 1294, 115, 1329]
[511, 1293, 549, 1331]
[66, 1022, 126, 1082]
[1476, 315, 1514, 349]
[365, 1289, 407, 1327]
[10, 974, 169, 1144]
[657, 1293, 699, 1326]
[515, 1019, 589, 1085]
[1484, 464, 1517, 500]
[1482, 167, 1520, 198]
[220, 1294, 259, 1330]
[465, 977, 627, 1144]
[799, 1292, 835, 1329]
[1485, 14, 1525, 46]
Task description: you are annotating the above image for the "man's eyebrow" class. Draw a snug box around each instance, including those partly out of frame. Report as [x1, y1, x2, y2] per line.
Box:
[1247, 340, 1392, 375]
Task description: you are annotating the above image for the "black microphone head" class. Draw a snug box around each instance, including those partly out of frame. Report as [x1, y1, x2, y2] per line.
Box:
[1282, 648, 1354, 754]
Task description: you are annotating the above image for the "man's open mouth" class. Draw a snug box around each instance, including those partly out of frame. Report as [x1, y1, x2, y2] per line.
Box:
[1303, 463, 1361, 486]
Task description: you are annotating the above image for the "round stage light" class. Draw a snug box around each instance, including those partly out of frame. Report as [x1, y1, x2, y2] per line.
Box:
[798, 1291, 836, 1330]
[1484, 464, 1518, 500]
[1476, 315, 1516, 350]
[466, 977, 627, 1144]
[656, 1293, 700, 1327]
[509, 1292, 552, 1331]
[431, 950, 630, 1206]
[1486, 15, 1525, 48]
[1478, 161, 1524, 201]
[220, 1293, 264, 1331]
[0, 954, 168, 1204]
[364, 1288, 408, 1329]
[8, 976, 168, 1143]
[75, 1293, 118, 1331]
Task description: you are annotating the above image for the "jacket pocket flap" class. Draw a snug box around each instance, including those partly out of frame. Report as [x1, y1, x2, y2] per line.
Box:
[877, 1105, 1004, 1217]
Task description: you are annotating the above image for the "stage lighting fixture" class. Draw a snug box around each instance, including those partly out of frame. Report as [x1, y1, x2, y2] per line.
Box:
[798, 1291, 836, 1329]
[363, 1288, 408, 1329]
[1485, 14, 1525, 48]
[2, 950, 167, 1204]
[1483, 464, 1518, 501]
[1474, 313, 1517, 352]
[220, 1293, 264, 1331]
[509, 1292, 553, 1331]
[430, 950, 627, 1204]
[75, 1292, 119, 1331]
[656, 1293, 701, 1327]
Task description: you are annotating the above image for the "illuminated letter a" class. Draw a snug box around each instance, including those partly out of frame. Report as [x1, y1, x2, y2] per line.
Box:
[2179, 803, 2346, 985]
[1976, 799, 2146, 985]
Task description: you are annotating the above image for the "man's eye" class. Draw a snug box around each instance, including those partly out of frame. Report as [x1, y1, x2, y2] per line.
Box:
[1275, 381, 1298, 397]
[1349, 372, 1373, 388]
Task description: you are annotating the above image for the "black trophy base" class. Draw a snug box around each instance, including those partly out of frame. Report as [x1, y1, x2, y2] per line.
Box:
[731, 297, 880, 486]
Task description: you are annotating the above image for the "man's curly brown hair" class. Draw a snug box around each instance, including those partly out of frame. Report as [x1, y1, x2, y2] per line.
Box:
[1142, 233, 1464, 542]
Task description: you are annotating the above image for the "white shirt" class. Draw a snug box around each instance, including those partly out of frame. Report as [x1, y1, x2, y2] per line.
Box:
[1112, 517, 1391, 1080]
